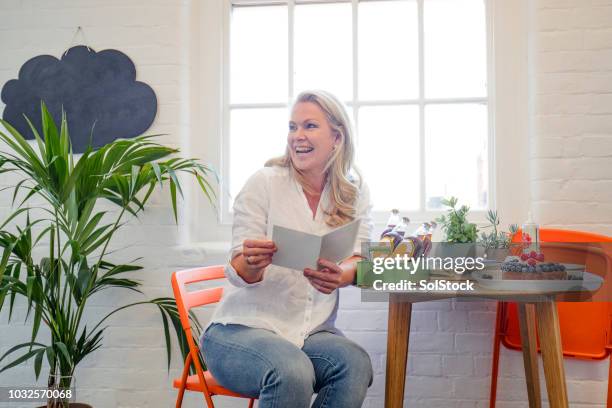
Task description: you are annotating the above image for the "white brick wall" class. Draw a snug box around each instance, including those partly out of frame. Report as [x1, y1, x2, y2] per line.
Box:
[0, 0, 611, 407]
[532, 0, 612, 238]
[0, 1, 204, 408]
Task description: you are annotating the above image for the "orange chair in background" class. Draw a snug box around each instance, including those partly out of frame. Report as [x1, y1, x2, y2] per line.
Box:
[171, 266, 256, 408]
[489, 229, 612, 407]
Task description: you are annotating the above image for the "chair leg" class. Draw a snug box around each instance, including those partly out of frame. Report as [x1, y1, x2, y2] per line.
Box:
[176, 354, 193, 408]
[606, 354, 612, 408]
[175, 388, 186, 408]
[248, 399, 255, 408]
[489, 301, 504, 408]
[202, 392, 215, 408]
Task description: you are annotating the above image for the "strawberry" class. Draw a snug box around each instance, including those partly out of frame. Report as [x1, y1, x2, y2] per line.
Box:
[520, 254, 529, 261]
[529, 251, 538, 259]
[527, 258, 537, 266]
[537, 253, 545, 261]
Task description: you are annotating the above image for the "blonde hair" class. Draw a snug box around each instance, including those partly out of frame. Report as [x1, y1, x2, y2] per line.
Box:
[265, 90, 361, 227]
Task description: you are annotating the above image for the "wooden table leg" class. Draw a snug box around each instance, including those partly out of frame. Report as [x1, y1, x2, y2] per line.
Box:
[385, 293, 412, 408]
[517, 303, 542, 408]
[535, 301, 569, 408]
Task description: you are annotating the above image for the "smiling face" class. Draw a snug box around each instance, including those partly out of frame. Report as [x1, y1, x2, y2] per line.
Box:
[288, 101, 339, 181]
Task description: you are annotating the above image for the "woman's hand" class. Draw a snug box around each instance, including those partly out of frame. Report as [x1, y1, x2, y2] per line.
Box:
[232, 239, 277, 284]
[303, 258, 344, 294]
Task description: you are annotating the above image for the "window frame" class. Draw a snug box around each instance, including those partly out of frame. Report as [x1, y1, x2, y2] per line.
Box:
[221, 0, 495, 225]
[188, 0, 530, 243]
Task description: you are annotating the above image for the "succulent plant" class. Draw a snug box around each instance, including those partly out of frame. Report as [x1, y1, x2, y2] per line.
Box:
[477, 210, 518, 249]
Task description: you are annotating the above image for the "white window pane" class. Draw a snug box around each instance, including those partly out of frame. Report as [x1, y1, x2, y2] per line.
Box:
[425, 104, 488, 210]
[294, 3, 352, 101]
[357, 106, 420, 211]
[229, 108, 288, 202]
[359, 1, 419, 100]
[231, 6, 288, 104]
[424, 0, 487, 98]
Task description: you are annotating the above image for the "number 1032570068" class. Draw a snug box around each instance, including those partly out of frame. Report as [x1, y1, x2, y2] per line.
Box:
[1, 387, 74, 402]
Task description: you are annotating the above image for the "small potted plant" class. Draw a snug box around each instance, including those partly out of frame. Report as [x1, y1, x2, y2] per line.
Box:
[433, 197, 479, 259]
[477, 210, 519, 261]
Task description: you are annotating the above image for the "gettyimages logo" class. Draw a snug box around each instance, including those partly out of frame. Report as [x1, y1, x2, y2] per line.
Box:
[372, 253, 486, 275]
[357, 242, 486, 295]
[367, 252, 482, 292]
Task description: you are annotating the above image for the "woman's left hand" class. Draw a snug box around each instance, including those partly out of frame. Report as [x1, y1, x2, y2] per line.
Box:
[303, 258, 343, 294]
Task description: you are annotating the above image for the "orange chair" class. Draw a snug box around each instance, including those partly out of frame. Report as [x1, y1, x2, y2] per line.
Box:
[171, 266, 256, 408]
[489, 229, 612, 407]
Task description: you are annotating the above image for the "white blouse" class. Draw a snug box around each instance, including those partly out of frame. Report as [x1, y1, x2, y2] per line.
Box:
[208, 166, 373, 347]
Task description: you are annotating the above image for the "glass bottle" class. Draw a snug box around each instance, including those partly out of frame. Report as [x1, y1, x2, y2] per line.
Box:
[393, 217, 411, 237]
[522, 212, 540, 253]
[427, 221, 437, 240]
[386, 209, 400, 229]
[381, 209, 401, 238]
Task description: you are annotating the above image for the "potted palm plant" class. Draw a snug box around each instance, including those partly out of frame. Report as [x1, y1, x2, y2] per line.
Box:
[0, 103, 216, 407]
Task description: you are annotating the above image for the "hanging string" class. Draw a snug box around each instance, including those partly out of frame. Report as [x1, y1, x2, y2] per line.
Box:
[63, 26, 92, 56]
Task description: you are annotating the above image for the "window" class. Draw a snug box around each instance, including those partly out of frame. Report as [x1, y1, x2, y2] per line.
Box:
[225, 0, 491, 217]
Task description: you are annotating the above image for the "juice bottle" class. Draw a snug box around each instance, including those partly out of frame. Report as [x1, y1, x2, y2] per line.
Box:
[393, 217, 411, 237]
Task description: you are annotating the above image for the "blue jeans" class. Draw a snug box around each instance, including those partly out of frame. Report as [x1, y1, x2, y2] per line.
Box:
[201, 323, 373, 408]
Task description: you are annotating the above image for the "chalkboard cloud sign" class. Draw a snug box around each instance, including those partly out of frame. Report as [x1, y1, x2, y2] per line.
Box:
[1, 45, 157, 153]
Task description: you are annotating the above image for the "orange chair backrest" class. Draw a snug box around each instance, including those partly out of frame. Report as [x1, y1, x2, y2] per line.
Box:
[511, 228, 612, 244]
[172, 266, 225, 331]
[503, 228, 612, 359]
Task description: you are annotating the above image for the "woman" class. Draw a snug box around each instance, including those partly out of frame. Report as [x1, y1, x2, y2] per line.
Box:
[201, 90, 373, 408]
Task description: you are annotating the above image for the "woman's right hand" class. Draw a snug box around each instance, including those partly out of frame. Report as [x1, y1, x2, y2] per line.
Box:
[232, 239, 277, 284]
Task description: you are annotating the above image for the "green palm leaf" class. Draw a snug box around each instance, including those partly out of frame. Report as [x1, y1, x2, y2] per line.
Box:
[0, 102, 217, 385]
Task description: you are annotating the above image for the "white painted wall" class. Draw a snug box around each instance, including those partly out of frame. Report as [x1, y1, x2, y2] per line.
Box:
[0, 0, 611, 407]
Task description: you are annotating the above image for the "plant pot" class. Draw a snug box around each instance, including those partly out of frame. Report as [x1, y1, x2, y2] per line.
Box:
[35, 374, 82, 408]
[481, 247, 510, 262]
[429, 242, 476, 259]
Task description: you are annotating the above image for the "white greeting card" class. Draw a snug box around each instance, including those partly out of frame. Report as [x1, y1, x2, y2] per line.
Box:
[271, 219, 361, 271]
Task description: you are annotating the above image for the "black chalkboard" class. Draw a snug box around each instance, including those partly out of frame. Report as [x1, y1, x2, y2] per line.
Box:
[1, 45, 157, 153]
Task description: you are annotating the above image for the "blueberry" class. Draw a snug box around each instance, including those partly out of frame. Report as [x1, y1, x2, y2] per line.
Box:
[521, 266, 528, 273]
[559, 264, 566, 271]
[529, 266, 536, 273]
